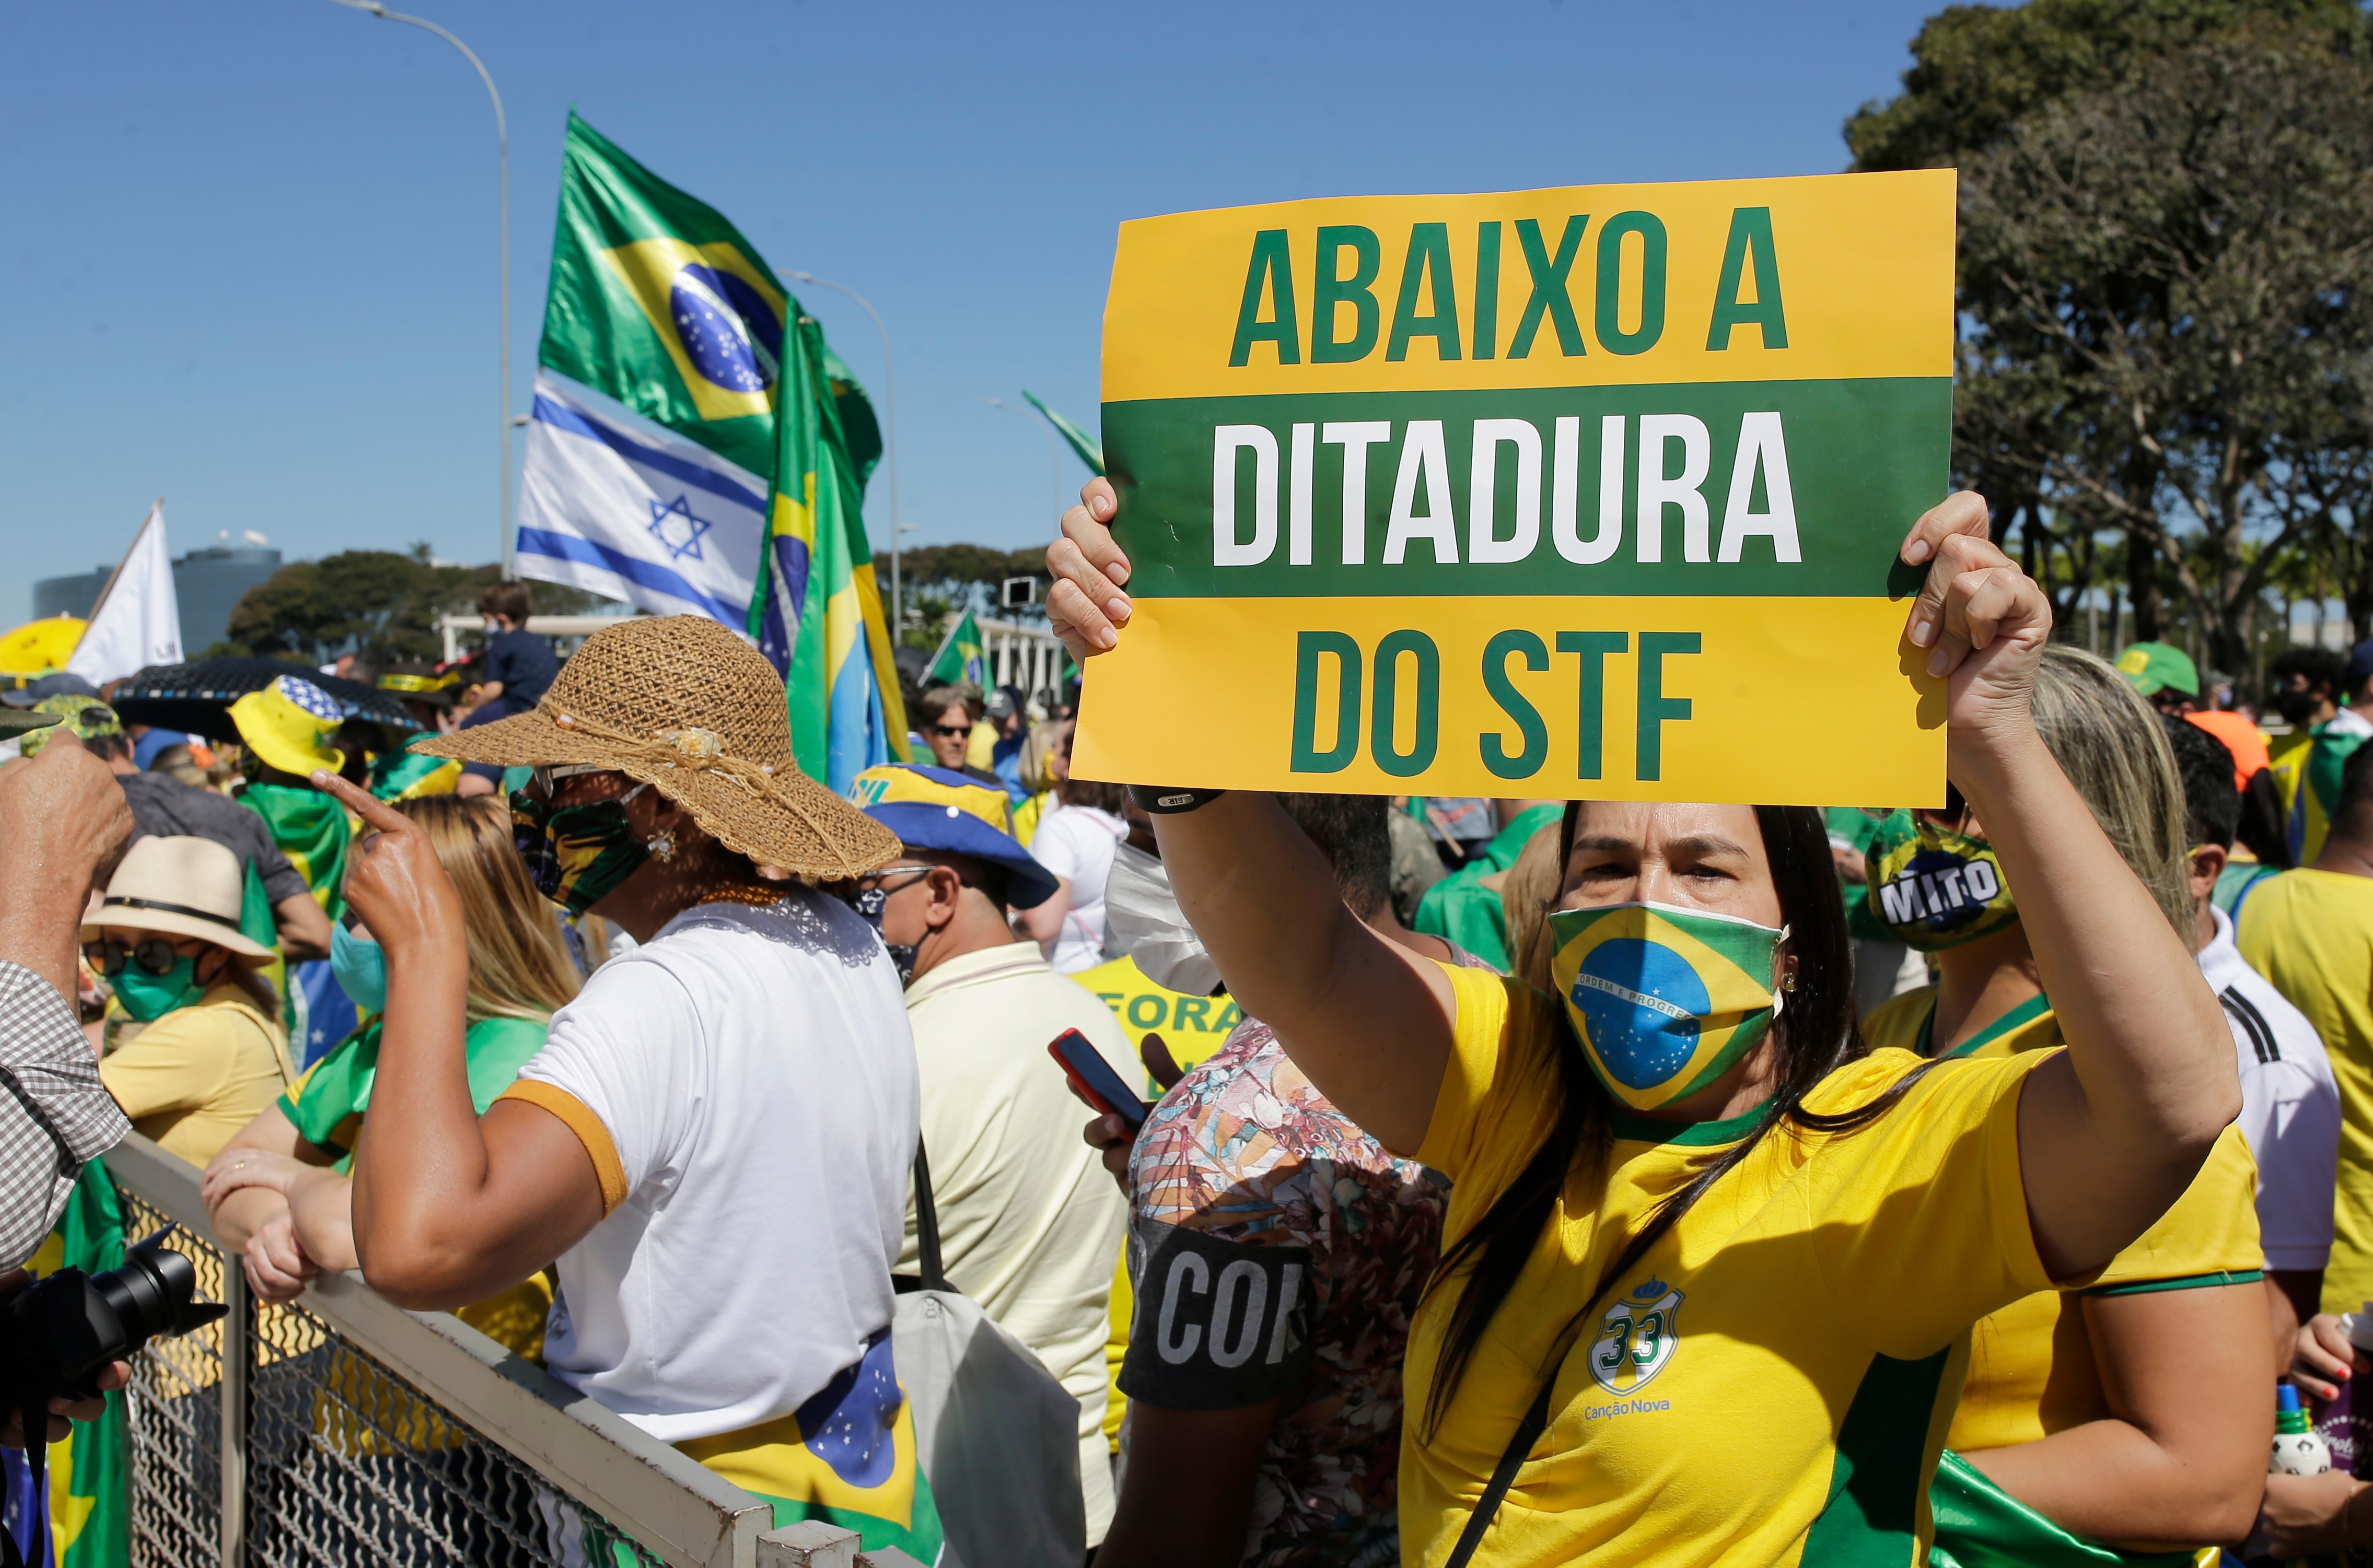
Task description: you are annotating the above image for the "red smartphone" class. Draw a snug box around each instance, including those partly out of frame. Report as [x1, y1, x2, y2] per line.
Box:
[1048, 1028, 1153, 1130]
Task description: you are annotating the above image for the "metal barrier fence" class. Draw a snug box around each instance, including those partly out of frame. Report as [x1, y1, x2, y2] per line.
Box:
[102, 1132, 908, 1568]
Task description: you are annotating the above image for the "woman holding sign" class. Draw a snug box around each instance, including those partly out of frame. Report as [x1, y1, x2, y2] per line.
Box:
[1050, 480, 2239, 1567]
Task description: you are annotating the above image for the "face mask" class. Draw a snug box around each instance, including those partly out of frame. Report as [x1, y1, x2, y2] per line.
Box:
[1862, 809, 2019, 951]
[1103, 842, 1223, 996]
[1548, 902, 1788, 1113]
[331, 920, 388, 1015]
[510, 781, 653, 915]
[2274, 686, 2322, 726]
[844, 883, 922, 985]
[113, 954, 210, 1023]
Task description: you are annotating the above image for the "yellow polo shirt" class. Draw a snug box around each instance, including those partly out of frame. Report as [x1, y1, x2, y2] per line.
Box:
[2239, 869, 2373, 1314]
[1404, 963, 2056, 1568]
[99, 984, 295, 1166]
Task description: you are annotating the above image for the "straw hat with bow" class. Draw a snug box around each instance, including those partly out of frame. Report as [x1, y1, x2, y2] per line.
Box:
[411, 615, 900, 880]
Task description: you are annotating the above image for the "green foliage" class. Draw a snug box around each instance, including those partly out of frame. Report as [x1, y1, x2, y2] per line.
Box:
[217, 553, 617, 663]
[889, 543, 1051, 647]
[1846, 0, 2363, 172]
[1854, 0, 2373, 687]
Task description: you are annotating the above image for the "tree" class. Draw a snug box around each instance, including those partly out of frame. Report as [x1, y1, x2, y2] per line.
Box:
[1852, 1, 2373, 680]
[891, 543, 1052, 647]
[217, 547, 616, 663]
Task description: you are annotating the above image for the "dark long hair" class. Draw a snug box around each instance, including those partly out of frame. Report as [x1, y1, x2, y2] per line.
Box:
[1417, 803, 1934, 1440]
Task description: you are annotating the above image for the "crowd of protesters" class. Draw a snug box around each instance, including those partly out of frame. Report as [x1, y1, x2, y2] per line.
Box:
[8, 516, 2373, 1567]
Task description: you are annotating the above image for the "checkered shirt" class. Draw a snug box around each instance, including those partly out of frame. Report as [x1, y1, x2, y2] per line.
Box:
[0, 962, 127, 1266]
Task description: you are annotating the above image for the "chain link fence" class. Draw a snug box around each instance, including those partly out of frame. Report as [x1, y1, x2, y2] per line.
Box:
[103, 1134, 776, 1568]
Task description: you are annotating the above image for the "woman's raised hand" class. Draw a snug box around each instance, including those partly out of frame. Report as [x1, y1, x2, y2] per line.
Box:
[310, 771, 464, 958]
[1899, 492, 2053, 753]
[1047, 476, 1131, 662]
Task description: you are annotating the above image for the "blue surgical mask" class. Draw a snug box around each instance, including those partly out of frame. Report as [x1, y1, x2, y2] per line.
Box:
[331, 920, 388, 1016]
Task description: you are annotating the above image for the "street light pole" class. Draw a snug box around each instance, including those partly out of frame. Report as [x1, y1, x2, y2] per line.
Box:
[980, 397, 1063, 531]
[330, 0, 510, 576]
[787, 272, 903, 645]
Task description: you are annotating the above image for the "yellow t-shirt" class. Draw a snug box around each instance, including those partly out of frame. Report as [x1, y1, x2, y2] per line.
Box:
[98, 985, 295, 1165]
[1861, 987, 2265, 1466]
[1073, 954, 1244, 1085]
[1861, 984, 2060, 1061]
[1405, 963, 2056, 1568]
[2239, 868, 2373, 1315]
[1949, 1122, 2260, 1454]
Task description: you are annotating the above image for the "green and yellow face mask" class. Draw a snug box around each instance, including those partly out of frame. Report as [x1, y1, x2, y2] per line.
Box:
[1862, 809, 2018, 952]
[1548, 902, 1788, 1113]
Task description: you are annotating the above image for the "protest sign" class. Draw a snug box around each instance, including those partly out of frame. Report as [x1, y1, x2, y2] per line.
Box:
[1072, 171, 1955, 804]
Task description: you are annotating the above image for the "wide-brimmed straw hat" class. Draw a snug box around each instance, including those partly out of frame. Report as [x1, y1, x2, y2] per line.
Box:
[80, 835, 277, 961]
[410, 615, 900, 880]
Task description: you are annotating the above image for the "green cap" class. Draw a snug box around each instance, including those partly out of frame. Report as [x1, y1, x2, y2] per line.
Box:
[16, 696, 123, 758]
[2115, 641, 2199, 699]
[0, 708, 63, 738]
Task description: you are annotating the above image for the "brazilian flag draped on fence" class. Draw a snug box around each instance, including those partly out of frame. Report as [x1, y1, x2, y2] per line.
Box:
[538, 112, 906, 786]
[39, 1163, 128, 1568]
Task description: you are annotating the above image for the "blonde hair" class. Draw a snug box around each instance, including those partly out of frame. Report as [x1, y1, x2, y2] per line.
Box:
[2028, 645, 2194, 940]
[1502, 821, 1563, 986]
[397, 795, 581, 1021]
[1018, 720, 1068, 794]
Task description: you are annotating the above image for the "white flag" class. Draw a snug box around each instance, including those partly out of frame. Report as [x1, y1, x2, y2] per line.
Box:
[66, 501, 182, 685]
[513, 372, 765, 629]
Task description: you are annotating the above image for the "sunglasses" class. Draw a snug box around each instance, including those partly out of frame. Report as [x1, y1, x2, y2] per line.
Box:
[84, 938, 188, 979]
[927, 724, 970, 739]
[528, 763, 614, 795]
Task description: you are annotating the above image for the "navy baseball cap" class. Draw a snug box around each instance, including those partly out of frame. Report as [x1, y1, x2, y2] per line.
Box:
[848, 762, 1060, 909]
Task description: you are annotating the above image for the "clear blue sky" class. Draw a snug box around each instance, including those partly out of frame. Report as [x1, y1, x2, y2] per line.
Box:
[1, 0, 1944, 617]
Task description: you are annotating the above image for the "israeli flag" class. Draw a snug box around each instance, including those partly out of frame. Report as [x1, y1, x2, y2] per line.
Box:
[514, 371, 766, 628]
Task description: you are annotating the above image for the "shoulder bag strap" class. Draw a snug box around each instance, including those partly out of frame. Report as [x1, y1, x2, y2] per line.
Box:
[1441, 1376, 1557, 1568]
[911, 1137, 947, 1293]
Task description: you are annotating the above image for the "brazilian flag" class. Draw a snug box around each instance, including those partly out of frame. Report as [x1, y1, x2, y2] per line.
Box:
[924, 612, 987, 691]
[27, 1164, 130, 1568]
[539, 111, 906, 790]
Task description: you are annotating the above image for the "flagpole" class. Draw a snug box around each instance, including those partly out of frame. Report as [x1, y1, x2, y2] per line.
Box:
[329, 0, 510, 576]
[787, 272, 902, 646]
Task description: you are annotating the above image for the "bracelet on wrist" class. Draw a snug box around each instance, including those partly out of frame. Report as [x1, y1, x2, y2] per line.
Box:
[1127, 786, 1228, 815]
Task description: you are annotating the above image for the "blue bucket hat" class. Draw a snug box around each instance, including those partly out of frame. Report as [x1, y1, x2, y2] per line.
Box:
[850, 763, 1060, 909]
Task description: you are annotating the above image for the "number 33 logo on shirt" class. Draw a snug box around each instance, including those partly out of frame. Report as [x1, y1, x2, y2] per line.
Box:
[1590, 1278, 1683, 1395]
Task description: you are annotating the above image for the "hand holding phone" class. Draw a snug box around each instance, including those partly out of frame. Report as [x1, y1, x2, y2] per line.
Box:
[1049, 1028, 1153, 1130]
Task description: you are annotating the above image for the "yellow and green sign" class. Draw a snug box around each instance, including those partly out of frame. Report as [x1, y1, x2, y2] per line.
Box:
[1074, 172, 1955, 803]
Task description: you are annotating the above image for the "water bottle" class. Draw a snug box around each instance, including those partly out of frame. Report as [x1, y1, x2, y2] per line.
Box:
[2275, 1382, 2335, 1475]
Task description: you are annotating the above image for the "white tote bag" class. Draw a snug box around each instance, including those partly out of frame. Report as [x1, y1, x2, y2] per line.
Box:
[893, 1142, 1086, 1568]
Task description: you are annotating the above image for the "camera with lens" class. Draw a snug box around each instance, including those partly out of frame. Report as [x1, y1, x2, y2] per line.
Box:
[0, 1228, 227, 1409]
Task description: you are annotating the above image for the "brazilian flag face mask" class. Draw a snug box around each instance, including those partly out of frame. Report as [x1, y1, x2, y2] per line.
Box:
[1549, 902, 1789, 1113]
[1862, 809, 2018, 952]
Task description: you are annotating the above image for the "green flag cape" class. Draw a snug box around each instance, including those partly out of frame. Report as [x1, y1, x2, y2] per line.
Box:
[238, 784, 349, 924]
[1022, 390, 1104, 476]
[924, 611, 987, 689]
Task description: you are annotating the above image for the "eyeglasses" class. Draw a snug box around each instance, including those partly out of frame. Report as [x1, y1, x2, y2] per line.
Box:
[84, 938, 187, 978]
[852, 866, 934, 895]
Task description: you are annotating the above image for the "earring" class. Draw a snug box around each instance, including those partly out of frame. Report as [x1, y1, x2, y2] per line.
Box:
[647, 830, 677, 862]
[1782, 972, 1797, 992]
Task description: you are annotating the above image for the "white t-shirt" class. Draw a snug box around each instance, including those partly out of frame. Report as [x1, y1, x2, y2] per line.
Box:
[507, 890, 917, 1443]
[1030, 805, 1128, 974]
[897, 940, 1139, 1544]
[2198, 904, 2342, 1271]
